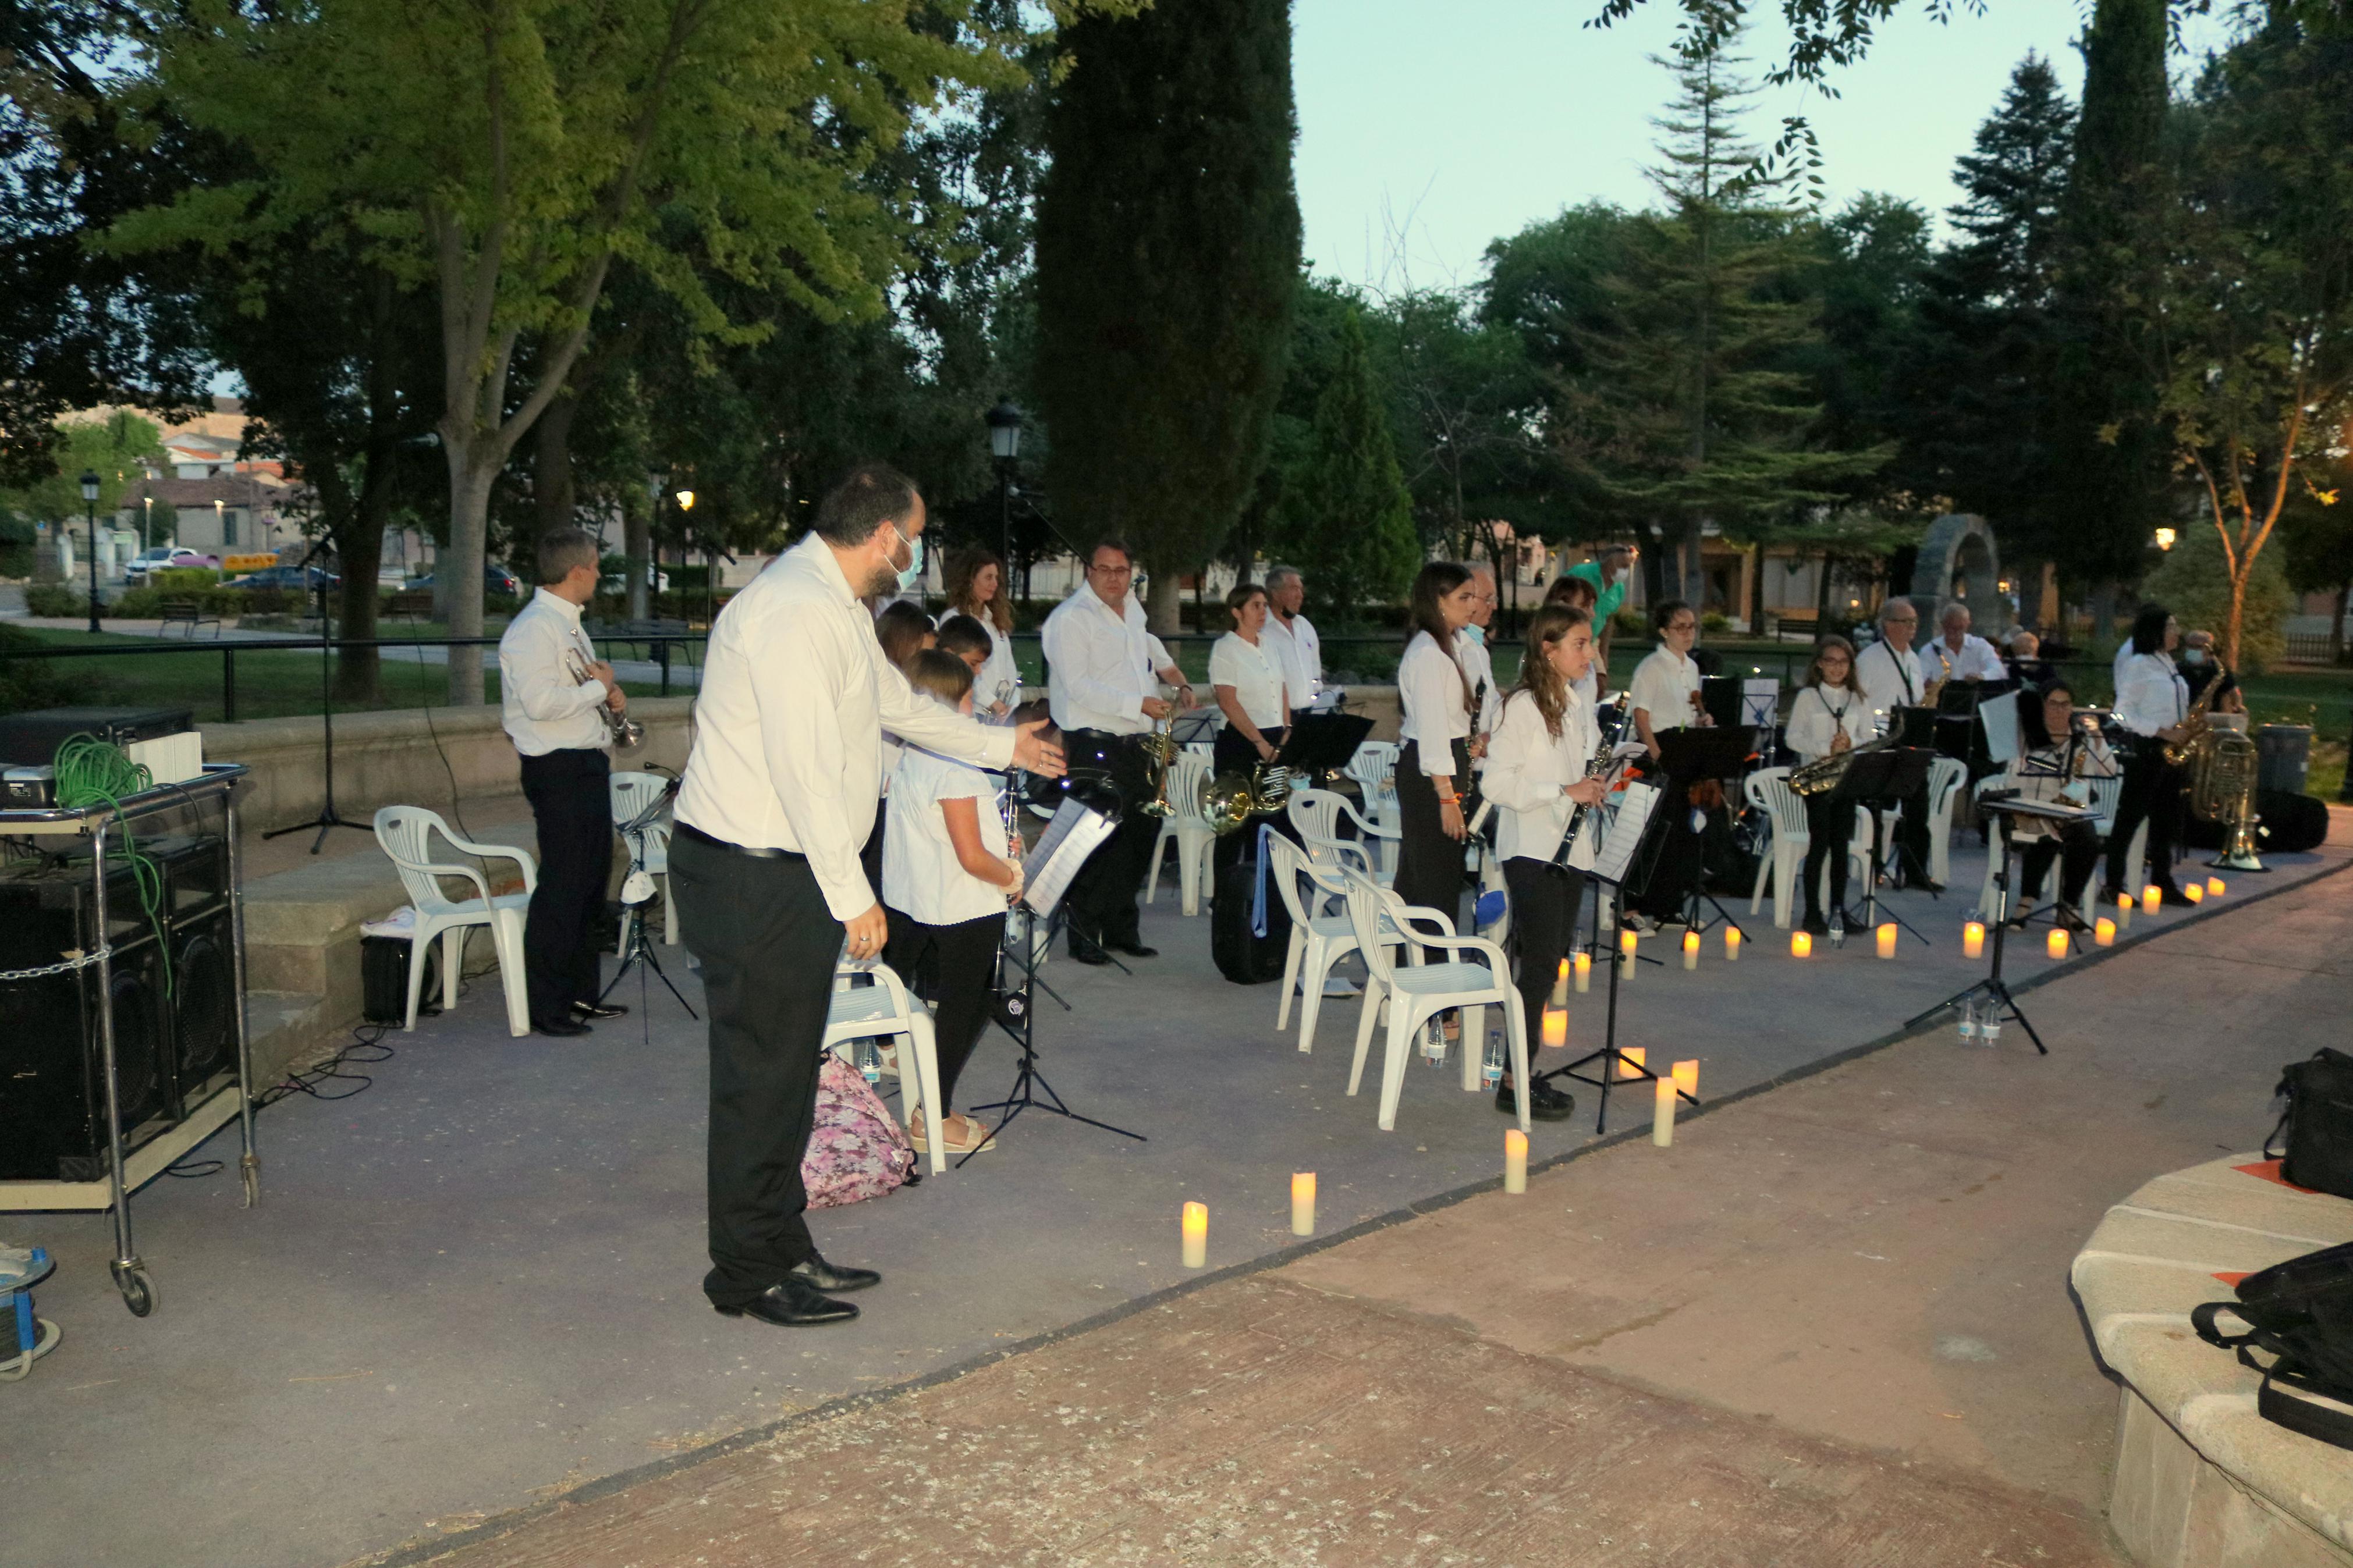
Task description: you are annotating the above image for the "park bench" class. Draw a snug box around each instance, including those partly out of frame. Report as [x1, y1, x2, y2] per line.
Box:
[159, 598, 222, 639]
[1773, 613, 1820, 641]
[383, 589, 435, 619]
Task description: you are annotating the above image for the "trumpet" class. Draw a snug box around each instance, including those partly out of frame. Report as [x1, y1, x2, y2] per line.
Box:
[1138, 711, 1181, 817]
[570, 648, 644, 751]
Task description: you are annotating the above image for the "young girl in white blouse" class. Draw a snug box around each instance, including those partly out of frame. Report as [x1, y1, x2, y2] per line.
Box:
[1393, 562, 1484, 923]
[1482, 604, 1609, 1123]
[882, 650, 1023, 1158]
[1784, 635, 1873, 936]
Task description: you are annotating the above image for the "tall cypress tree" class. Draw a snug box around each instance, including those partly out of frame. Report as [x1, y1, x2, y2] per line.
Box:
[1283, 307, 1418, 627]
[1034, 0, 1301, 630]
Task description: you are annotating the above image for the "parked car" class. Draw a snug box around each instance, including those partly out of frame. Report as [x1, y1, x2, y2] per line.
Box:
[224, 564, 341, 593]
[411, 564, 524, 599]
[125, 546, 221, 585]
[600, 564, 672, 595]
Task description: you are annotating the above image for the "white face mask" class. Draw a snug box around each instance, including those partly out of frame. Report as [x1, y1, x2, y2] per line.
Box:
[2181, 648, 2206, 666]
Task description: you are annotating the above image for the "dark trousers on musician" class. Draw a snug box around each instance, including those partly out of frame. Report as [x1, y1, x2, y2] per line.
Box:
[1801, 794, 1854, 922]
[669, 831, 837, 1309]
[1504, 856, 1586, 1055]
[1394, 739, 1470, 925]
[1211, 723, 1286, 877]
[518, 747, 612, 1025]
[1892, 784, 1933, 885]
[2106, 753, 2183, 894]
[883, 908, 1005, 1111]
[1062, 728, 1158, 952]
[2023, 822, 2103, 911]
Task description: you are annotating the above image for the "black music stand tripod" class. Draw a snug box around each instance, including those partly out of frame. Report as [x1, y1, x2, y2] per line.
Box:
[1533, 863, 1699, 1133]
[1904, 795, 2067, 1054]
[1655, 724, 1756, 943]
[1830, 745, 1935, 950]
[597, 781, 695, 1019]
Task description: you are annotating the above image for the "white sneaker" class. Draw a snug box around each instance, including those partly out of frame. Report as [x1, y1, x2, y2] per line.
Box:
[1322, 975, 1361, 998]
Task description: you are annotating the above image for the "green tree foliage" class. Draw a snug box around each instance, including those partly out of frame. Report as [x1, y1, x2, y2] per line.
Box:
[1282, 308, 1418, 626]
[1034, 0, 1301, 632]
[2144, 523, 2292, 674]
[0, 414, 165, 527]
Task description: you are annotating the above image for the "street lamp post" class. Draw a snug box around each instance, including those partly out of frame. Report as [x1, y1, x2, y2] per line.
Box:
[985, 398, 1024, 578]
[80, 470, 102, 633]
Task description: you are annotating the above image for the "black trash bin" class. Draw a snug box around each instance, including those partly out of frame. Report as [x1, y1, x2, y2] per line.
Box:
[2256, 724, 2312, 795]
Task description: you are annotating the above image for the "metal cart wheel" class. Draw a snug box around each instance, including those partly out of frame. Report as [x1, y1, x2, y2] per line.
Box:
[110, 1260, 157, 1318]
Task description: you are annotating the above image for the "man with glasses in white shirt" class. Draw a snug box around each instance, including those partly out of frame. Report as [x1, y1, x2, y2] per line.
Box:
[669, 463, 1062, 1329]
[1041, 538, 1195, 963]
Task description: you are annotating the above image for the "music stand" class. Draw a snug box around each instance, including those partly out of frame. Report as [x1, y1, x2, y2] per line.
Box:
[1903, 791, 2091, 1055]
[1827, 745, 1936, 947]
[1277, 710, 1376, 779]
[597, 775, 695, 1018]
[1653, 725, 1756, 940]
[964, 797, 1146, 1165]
[263, 542, 368, 852]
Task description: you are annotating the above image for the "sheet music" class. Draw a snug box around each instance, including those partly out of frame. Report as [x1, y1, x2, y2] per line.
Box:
[1979, 688, 2024, 765]
[1592, 779, 1662, 886]
[1740, 678, 1780, 728]
[1021, 796, 1117, 916]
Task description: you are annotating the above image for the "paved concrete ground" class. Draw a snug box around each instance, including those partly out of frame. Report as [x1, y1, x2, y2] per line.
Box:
[2, 829, 2344, 1568]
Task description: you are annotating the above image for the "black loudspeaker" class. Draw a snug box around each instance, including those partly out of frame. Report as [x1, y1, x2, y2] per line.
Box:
[169, 905, 238, 1105]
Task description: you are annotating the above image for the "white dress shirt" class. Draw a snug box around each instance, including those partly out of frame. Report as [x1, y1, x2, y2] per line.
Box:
[1397, 630, 1473, 774]
[1854, 638, 1925, 719]
[1042, 581, 1162, 736]
[1266, 611, 1321, 704]
[1924, 632, 2005, 684]
[883, 745, 1012, 927]
[978, 619, 1020, 707]
[498, 588, 610, 756]
[1627, 646, 1702, 736]
[1784, 685, 1872, 763]
[2115, 652, 2190, 738]
[1483, 686, 1601, 868]
[1208, 632, 1287, 730]
[675, 532, 1015, 920]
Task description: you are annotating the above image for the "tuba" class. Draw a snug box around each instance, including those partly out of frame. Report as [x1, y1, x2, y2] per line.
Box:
[2187, 710, 2264, 872]
[1137, 712, 1181, 817]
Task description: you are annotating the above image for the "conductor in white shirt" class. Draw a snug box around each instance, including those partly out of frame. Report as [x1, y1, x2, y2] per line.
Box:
[498, 527, 627, 1037]
[668, 464, 1062, 1328]
[1041, 538, 1195, 963]
[1924, 601, 2006, 685]
[1263, 565, 1321, 709]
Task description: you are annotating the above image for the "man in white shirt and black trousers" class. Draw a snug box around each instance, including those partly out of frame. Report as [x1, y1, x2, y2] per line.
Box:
[498, 527, 629, 1037]
[1852, 596, 1939, 889]
[1041, 538, 1195, 963]
[669, 464, 1062, 1328]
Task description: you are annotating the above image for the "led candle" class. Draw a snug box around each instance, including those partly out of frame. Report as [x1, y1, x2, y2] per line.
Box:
[1652, 1073, 1676, 1147]
[1290, 1173, 1315, 1236]
[1671, 1058, 1699, 1098]
[2184, 883, 2204, 904]
[2116, 892, 2133, 933]
[1503, 1128, 1528, 1194]
[1681, 930, 1699, 970]
[1180, 1201, 1207, 1268]
[2046, 927, 2069, 960]
[2143, 884, 2161, 915]
[1962, 921, 1985, 959]
[1791, 930, 1812, 958]
[2207, 876, 2226, 897]
[1618, 1046, 1646, 1080]
[1875, 922, 1897, 959]
[1541, 1007, 1568, 1048]
[2095, 916, 2116, 947]
[1724, 926, 1741, 961]
[1550, 958, 1570, 1009]
[1573, 950, 1592, 993]
[1620, 927, 1637, 980]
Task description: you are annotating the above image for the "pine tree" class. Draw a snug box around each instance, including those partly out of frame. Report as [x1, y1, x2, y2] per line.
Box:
[1033, 0, 1301, 631]
[1283, 307, 1418, 626]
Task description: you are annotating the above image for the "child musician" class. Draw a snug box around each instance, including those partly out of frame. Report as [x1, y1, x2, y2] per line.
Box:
[882, 650, 1023, 1158]
[1784, 635, 1873, 937]
[1482, 604, 1609, 1123]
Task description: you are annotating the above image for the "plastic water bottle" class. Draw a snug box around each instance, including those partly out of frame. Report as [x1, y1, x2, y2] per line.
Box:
[1957, 998, 1978, 1043]
[1482, 1031, 1504, 1089]
[856, 1039, 882, 1083]
[1422, 1019, 1446, 1065]
[1829, 908, 1847, 949]
[1979, 1010, 2003, 1048]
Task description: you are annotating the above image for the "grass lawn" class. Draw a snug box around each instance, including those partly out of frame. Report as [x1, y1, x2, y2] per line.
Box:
[3, 628, 507, 723]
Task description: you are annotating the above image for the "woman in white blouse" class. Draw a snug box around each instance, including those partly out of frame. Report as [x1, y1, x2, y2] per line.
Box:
[2012, 678, 2116, 930]
[2104, 603, 2194, 905]
[1784, 636, 1873, 936]
[1484, 603, 1609, 1123]
[1394, 561, 1483, 921]
[943, 547, 1020, 716]
[1208, 582, 1291, 875]
[1623, 598, 1710, 928]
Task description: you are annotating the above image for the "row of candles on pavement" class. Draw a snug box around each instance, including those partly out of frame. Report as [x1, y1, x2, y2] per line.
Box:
[1179, 1057, 1698, 1267]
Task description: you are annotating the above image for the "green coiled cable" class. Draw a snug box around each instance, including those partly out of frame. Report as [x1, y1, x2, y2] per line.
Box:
[52, 734, 171, 998]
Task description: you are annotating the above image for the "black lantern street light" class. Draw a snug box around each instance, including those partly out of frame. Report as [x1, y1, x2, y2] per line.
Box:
[79, 470, 103, 634]
[985, 399, 1023, 570]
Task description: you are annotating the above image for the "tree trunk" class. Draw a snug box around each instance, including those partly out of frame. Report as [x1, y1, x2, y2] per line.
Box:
[1679, 515, 1706, 608]
[1144, 564, 1183, 637]
[2091, 580, 2117, 650]
[439, 450, 498, 705]
[2225, 566, 2247, 673]
[1816, 550, 1833, 624]
[2333, 581, 2348, 666]
[624, 490, 652, 623]
[534, 387, 581, 539]
[1746, 543, 1765, 635]
[333, 499, 386, 707]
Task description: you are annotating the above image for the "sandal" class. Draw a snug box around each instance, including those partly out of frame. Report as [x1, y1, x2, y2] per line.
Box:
[910, 1113, 996, 1155]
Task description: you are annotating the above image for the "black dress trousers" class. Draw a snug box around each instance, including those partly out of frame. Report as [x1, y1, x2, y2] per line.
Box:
[518, 747, 612, 1024]
[1060, 728, 1158, 950]
[1393, 738, 1471, 925]
[669, 830, 840, 1309]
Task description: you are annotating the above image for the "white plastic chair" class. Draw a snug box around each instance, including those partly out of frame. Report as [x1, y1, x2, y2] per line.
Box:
[1341, 867, 1530, 1134]
[1744, 767, 1810, 930]
[1972, 769, 2128, 923]
[609, 771, 678, 945]
[1344, 741, 1402, 861]
[824, 959, 947, 1175]
[371, 806, 536, 1036]
[1145, 751, 1219, 916]
[1287, 787, 1399, 887]
[1922, 756, 1969, 888]
[1266, 835, 1365, 1055]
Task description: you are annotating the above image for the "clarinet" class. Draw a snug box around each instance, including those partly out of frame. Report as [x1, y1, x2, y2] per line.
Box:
[1554, 691, 1633, 867]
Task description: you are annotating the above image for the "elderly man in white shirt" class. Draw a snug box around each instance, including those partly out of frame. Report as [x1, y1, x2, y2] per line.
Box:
[1041, 537, 1195, 962]
[498, 527, 627, 1037]
[1262, 564, 1322, 710]
[1923, 600, 2006, 685]
[1851, 597, 1942, 888]
[669, 463, 1062, 1329]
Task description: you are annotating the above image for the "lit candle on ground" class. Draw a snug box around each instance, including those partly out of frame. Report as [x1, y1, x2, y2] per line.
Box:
[1876, 923, 1898, 959]
[1573, 950, 1592, 993]
[2116, 893, 2134, 933]
[1618, 1046, 1646, 1080]
[1290, 1173, 1315, 1236]
[1180, 1201, 1207, 1268]
[1541, 1007, 1568, 1048]
[1620, 928, 1638, 980]
[2143, 884, 2161, 915]
[1550, 958, 1570, 1009]
[2184, 883, 2204, 904]
[1652, 1073, 1676, 1147]
[1724, 926, 1741, 961]
[2095, 916, 2116, 947]
[1681, 930, 1699, 970]
[1671, 1058, 1699, 1098]
[2208, 876, 2226, 897]
[1791, 930, 1812, 958]
[2046, 927, 2070, 960]
[1503, 1129, 1528, 1194]
[1962, 921, 1985, 959]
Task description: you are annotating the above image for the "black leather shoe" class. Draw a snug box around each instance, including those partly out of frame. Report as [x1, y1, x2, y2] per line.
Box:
[789, 1253, 881, 1293]
[1497, 1078, 1577, 1122]
[2157, 881, 2196, 908]
[713, 1277, 858, 1327]
[1068, 941, 1111, 966]
[1800, 909, 1829, 937]
[1108, 938, 1158, 958]
[572, 1001, 629, 1021]
[532, 1016, 592, 1037]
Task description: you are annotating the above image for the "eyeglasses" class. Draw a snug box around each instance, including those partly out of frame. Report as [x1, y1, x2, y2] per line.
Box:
[1666, 619, 1697, 633]
[1088, 561, 1132, 577]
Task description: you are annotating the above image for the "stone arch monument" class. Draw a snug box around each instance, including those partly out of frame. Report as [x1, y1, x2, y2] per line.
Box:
[1904, 513, 2007, 632]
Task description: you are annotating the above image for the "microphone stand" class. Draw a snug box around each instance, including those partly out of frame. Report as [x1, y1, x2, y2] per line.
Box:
[264, 540, 368, 852]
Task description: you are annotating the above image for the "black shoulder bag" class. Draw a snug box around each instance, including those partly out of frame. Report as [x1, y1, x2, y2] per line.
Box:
[2194, 1240, 2353, 1449]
